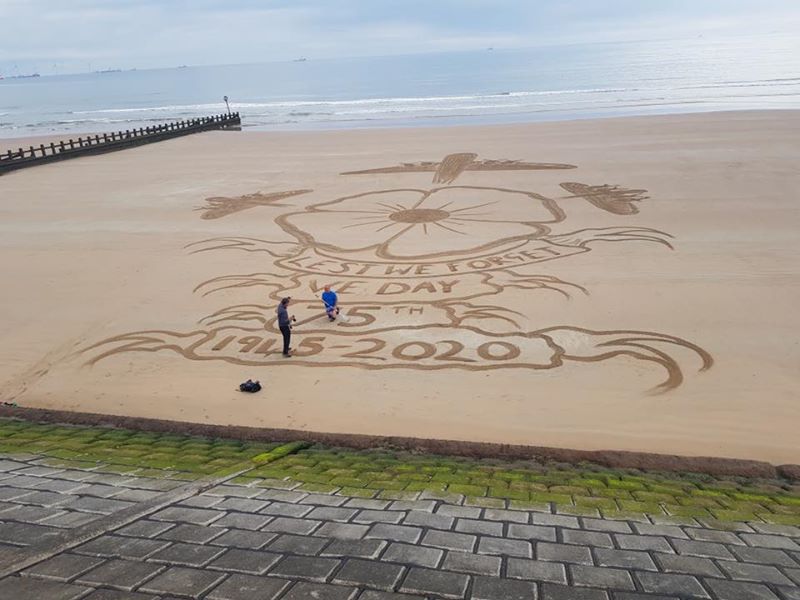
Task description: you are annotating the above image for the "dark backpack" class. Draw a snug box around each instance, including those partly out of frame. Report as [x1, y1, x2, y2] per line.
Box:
[239, 379, 262, 393]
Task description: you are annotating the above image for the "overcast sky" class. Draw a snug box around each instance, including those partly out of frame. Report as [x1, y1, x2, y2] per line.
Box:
[2, 0, 799, 75]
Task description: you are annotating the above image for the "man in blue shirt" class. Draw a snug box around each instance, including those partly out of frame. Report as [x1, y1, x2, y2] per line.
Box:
[321, 285, 339, 321]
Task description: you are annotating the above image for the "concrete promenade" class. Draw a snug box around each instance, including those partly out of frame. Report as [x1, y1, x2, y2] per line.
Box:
[1, 452, 798, 600]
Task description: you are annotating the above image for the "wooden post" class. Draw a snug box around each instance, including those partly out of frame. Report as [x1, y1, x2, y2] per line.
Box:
[29, 145, 35, 157]
[50, 142, 56, 154]
[40, 144, 46, 156]
[69, 140, 74, 149]
[60, 141, 66, 151]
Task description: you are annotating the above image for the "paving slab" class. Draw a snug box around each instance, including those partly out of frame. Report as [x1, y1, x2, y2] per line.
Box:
[75, 558, 165, 591]
[471, 575, 537, 600]
[210, 529, 277, 550]
[75, 535, 170, 560]
[594, 547, 657, 571]
[150, 506, 226, 525]
[207, 548, 282, 574]
[281, 581, 358, 600]
[206, 573, 291, 600]
[83, 590, 158, 600]
[269, 555, 341, 582]
[333, 558, 405, 591]
[505, 558, 566, 584]
[0, 575, 92, 600]
[634, 571, 710, 598]
[138, 566, 227, 598]
[570, 564, 636, 590]
[704, 578, 781, 600]
[211, 512, 272, 530]
[148, 541, 226, 567]
[476, 535, 531, 558]
[23, 552, 105, 582]
[320, 538, 387, 559]
[382, 542, 443, 568]
[399, 567, 470, 599]
[365, 523, 422, 544]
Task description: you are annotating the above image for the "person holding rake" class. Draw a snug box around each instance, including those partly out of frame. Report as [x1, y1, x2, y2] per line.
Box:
[321, 285, 340, 321]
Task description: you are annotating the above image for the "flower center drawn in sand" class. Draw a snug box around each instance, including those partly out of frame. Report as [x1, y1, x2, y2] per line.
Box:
[389, 208, 450, 224]
[83, 153, 712, 393]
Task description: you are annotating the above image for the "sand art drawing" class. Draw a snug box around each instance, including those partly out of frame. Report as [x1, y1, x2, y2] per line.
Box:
[84, 153, 712, 392]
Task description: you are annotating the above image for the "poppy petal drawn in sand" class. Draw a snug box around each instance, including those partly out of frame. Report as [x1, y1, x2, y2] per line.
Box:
[277, 186, 566, 260]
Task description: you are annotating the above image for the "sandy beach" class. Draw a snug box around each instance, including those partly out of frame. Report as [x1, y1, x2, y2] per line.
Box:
[1, 110, 798, 464]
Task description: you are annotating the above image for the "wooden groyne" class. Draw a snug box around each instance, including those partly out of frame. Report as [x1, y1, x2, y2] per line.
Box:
[0, 112, 241, 175]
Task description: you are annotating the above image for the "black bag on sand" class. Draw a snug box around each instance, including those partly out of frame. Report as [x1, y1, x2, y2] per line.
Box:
[239, 379, 262, 393]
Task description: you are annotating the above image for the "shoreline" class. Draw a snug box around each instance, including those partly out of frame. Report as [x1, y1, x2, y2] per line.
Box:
[2, 107, 799, 144]
[1, 111, 799, 465]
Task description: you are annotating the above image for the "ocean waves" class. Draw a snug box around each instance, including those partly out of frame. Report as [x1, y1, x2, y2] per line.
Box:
[56, 79, 800, 130]
[1, 37, 798, 137]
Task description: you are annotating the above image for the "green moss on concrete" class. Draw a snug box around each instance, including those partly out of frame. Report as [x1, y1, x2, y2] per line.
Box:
[2, 418, 799, 523]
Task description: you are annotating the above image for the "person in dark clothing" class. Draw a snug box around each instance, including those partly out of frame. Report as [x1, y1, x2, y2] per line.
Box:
[276, 297, 295, 356]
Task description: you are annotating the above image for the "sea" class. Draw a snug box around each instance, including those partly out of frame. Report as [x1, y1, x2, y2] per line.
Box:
[1, 33, 799, 139]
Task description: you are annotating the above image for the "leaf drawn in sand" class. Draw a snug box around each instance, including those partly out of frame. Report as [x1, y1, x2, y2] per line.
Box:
[196, 189, 312, 219]
[560, 182, 648, 215]
[342, 153, 576, 184]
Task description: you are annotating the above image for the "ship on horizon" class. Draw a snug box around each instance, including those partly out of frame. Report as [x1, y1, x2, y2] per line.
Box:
[0, 73, 41, 80]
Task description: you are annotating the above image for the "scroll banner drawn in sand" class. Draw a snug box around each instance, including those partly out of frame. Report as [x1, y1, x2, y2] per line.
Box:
[83, 153, 712, 393]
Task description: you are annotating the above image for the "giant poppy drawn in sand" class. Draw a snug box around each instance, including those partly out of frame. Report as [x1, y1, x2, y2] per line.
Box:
[83, 153, 712, 393]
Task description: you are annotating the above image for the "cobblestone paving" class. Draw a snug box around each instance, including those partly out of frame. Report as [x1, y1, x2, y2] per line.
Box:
[0, 451, 798, 598]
